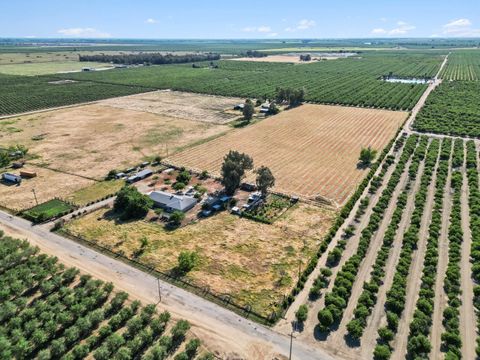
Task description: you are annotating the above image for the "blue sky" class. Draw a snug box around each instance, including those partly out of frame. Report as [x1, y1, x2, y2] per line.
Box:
[1, 0, 480, 39]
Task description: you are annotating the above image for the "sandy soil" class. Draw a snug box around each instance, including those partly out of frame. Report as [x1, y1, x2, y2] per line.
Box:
[63, 203, 336, 317]
[169, 104, 407, 206]
[229, 55, 343, 64]
[99, 90, 244, 124]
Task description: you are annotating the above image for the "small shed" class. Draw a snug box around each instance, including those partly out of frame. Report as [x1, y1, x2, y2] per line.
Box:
[20, 170, 37, 178]
[2, 173, 22, 184]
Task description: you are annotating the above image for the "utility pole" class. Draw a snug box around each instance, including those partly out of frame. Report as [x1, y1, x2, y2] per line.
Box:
[32, 188, 38, 206]
[157, 277, 162, 303]
[289, 330, 295, 360]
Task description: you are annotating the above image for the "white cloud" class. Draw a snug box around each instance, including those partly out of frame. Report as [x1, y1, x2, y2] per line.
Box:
[442, 18, 480, 37]
[145, 18, 157, 24]
[285, 19, 316, 32]
[389, 22, 416, 35]
[267, 32, 278, 37]
[57, 27, 111, 38]
[371, 28, 387, 35]
[297, 19, 316, 30]
[257, 26, 272, 33]
[242, 25, 271, 33]
[371, 21, 415, 36]
[380, 17, 388, 23]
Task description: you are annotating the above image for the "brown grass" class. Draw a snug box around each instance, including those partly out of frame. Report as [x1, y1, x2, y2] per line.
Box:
[99, 90, 244, 124]
[0, 165, 93, 211]
[229, 55, 335, 64]
[168, 104, 407, 206]
[63, 203, 336, 316]
[1, 102, 230, 180]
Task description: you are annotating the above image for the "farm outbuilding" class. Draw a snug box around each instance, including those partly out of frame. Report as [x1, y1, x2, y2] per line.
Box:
[149, 190, 197, 212]
[127, 169, 153, 183]
[2, 173, 22, 184]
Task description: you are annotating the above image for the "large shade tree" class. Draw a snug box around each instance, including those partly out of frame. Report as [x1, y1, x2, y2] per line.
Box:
[220, 151, 253, 195]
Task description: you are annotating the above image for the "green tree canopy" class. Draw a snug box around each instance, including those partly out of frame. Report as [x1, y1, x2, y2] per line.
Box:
[114, 186, 153, 220]
[359, 146, 378, 166]
[243, 99, 255, 121]
[255, 166, 275, 197]
[221, 151, 254, 195]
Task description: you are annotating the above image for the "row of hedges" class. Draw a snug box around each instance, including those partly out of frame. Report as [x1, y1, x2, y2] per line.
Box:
[316, 134, 421, 332]
[466, 140, 480, 357]
[279, 133, 405, 313]
[373, 138, 440, 359]
[439, 139, 465, 358]
[404, 138, 451, 358]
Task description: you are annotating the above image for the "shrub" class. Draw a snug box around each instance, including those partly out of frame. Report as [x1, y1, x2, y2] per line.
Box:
[295, 304, 308, 323]
[177, 251, 198, 274]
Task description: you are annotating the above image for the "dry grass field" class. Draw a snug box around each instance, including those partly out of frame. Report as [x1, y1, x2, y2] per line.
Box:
[0, 92, 238, 210]
[0, 165, 93, 211]
[63, 203, 336, 316]
[100, 90, 244, 124]
[169, 104, 407, 206]
[1, 101, 230, 180]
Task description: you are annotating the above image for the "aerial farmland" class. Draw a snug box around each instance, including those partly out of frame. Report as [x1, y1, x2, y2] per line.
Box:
[1, 3, 480, 359]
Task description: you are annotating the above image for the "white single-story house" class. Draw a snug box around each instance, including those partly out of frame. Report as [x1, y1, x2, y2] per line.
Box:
[149, 191, 197, 213]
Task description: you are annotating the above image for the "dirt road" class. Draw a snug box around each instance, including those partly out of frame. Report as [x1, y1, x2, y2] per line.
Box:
[0, 211, 335, 360]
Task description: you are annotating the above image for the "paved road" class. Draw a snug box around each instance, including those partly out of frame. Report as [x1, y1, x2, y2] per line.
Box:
[0, 210, 335, 360]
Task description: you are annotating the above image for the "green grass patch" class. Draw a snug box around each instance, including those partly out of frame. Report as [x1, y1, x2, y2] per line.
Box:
[23, 199, 74, 223]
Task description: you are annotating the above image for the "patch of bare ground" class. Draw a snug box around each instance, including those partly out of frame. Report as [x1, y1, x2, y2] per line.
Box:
[430, 145, 453, 360]
[460, 146, 476, 360]
[99, 90, 244, 124]
[229, 55, 328, 64]
[390, 146, 440, 359]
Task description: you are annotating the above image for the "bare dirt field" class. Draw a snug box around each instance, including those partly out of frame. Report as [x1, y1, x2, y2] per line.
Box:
[99, 90, 244, 124]
[230, 55, 335, 64]
[0, 103, 229, 180]
[0, 165, 93, 211]
[62, 203, 336, 317]
[168, 104, 407, 206]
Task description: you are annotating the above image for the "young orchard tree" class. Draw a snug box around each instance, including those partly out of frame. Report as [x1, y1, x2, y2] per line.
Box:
[359, 146, 378, 167]
[221, 151, 253, 195]
[255, 166, 275, 198]
[243, 99, 255, 121]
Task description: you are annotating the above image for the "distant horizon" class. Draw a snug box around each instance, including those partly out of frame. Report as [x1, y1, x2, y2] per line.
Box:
[2, 36, 480, 41]
[2, 1, 480, 39]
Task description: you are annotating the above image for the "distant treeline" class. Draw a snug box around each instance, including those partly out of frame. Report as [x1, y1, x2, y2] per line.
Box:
[78, 52, 221, 65]
[243, 50, 268, 58]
